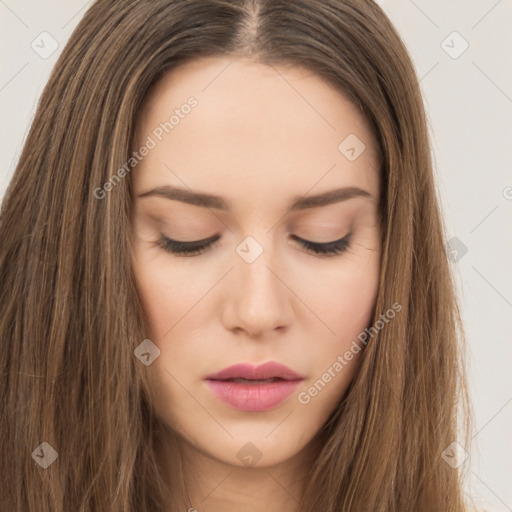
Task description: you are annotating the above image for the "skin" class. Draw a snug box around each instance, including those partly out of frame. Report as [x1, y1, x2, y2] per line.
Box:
[130, 56, 382, 512]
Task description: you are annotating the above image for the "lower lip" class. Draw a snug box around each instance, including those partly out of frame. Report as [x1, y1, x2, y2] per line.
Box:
[205, 379, 302, 412]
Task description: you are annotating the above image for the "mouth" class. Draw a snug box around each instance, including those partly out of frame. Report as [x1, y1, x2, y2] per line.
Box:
[204, 361, 304, 382]
[209, 377, 290, 384]
[204, 362, 304, 412]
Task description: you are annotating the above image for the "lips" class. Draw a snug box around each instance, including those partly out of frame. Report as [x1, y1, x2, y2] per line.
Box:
[204, 362, 304, 412]
[205, 362, 304, 382]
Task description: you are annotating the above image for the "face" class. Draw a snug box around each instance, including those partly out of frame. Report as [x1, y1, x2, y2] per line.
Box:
[130, 56, 381, 470]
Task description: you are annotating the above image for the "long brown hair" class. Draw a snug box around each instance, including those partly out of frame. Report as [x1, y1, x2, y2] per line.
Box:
[0, 1, 472, 510]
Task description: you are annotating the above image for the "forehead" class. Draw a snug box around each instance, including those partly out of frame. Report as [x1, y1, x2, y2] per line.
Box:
[133, 56, 380, 204]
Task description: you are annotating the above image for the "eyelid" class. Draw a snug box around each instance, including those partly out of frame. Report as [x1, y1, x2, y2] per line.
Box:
[291, 233, 351, 257]
[289, 233, 349, 245]
[156, 234, 220, 256]
[169, 234, 220, 245]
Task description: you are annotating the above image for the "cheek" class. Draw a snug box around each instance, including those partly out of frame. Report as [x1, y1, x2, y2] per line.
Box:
[132, 248, 209, 340]
[302, 251, 380, 387]
[310, 249, 380, 338]
[293, 260, 379, 416]
[335, 268, 379, 334]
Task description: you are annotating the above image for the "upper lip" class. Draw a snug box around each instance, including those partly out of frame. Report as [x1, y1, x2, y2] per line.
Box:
[205, 362, 304, 381]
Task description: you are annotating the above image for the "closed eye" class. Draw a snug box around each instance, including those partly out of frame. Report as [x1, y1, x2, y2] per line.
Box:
[157, 233, 352, 258]
[290, 234, 351, 257]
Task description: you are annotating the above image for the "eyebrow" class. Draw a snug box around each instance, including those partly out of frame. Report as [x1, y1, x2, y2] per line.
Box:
[138, 185, 373, 211]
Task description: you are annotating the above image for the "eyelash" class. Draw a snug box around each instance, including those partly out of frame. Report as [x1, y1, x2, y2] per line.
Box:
[157, 233, 351, 258]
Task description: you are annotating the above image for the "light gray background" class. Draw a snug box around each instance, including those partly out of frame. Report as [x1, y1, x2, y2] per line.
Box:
[1, 1, 511, 510]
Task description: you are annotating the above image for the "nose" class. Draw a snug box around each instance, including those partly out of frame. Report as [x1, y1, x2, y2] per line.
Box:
[221, 239, 294, 338]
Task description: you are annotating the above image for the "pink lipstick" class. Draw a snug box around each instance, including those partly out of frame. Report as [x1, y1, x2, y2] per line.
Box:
[204, 362, 304, 412]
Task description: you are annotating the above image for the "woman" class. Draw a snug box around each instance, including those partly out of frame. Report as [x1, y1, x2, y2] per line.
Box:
[0, 1, 473, 511]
